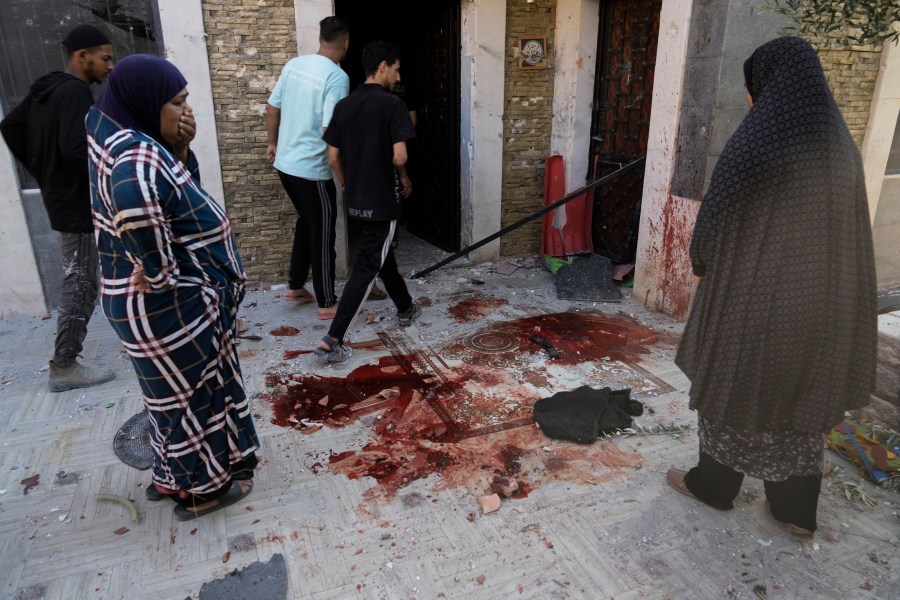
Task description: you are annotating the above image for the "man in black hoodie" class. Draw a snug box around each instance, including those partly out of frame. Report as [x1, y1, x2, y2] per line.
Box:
[1, 24, 116, 392]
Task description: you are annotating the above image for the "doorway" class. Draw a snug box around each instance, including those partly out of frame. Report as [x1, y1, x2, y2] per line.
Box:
[334, 0, 462, 252]
[0, 0, 160, 309]
[588, 0, 661, 264]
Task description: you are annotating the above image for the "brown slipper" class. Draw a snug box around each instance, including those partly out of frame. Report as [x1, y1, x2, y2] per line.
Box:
[666, 467, 695, 498]
[317, 305, 338, 320]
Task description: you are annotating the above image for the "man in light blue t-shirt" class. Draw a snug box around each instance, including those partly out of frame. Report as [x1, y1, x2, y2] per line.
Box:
[266, 16, 349, 318]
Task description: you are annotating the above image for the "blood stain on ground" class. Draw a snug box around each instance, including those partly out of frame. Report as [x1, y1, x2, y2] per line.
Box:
[448, 295, 509, 322]
[270, 325, 300, 337]
[348, 339, 385, 350]
[228, 533, 257, 552]
[268, 355, 440, 428]
[441, 311, 677, 368]
[257, 534, 284, 545]
[521, 368, 551, 389]
[264, 311, 657, 502]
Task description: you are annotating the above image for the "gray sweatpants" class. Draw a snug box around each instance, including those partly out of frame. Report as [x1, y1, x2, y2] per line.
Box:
[53, 232, 99, 366]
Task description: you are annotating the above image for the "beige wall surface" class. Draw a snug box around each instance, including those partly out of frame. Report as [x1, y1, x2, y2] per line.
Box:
[873, 178, 900, 289]
[460, 0, 507, 263]
[0, 146, 44, 317]
[551, 0, 599, 196]
[633, 0, 694, 318]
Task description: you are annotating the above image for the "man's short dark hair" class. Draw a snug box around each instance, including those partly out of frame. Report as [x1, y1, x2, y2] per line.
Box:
[319, 16, 349, 44]
[362, 40, 401, 77]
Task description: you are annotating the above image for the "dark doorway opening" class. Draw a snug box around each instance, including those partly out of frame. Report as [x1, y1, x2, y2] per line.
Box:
[334, 0, 461, 253]
[588, 0, 661, 264]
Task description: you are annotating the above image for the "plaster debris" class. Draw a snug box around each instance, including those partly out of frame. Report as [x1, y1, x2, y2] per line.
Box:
[479, 493, 501, 514]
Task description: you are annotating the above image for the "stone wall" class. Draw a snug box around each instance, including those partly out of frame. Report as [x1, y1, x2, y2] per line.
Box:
[816, 45, 883, 148]
[201, 0, 296, 286]
[499, 0, 557, 257]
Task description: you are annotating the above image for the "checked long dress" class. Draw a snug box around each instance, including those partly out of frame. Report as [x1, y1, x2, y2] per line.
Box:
[87, 107, 259, 497]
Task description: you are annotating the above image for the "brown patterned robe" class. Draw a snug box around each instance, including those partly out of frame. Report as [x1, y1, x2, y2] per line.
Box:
[675, 38, 877, 476]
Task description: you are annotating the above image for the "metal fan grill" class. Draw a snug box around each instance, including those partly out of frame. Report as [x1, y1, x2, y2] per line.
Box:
[113, 410, 154, 470]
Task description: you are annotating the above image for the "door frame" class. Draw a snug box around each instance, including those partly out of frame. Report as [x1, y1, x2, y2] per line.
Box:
[296, 0, 507, 264]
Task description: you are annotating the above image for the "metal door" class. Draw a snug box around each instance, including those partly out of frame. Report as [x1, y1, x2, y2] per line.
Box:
[403, 1, 461, 252]
[589, 0, 661, 263]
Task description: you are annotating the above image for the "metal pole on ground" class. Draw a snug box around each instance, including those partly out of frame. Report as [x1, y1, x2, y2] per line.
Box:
[410, 156, 646, 280]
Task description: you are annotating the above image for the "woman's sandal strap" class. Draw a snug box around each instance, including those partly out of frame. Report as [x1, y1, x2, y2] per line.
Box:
[172, 481, 252, 521]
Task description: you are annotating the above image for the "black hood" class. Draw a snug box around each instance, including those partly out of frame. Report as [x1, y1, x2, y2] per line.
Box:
[30, 72, 78, 103]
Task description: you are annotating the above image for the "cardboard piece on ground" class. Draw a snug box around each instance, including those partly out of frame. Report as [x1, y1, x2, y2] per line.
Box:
[199, 553, 288, 600]
[496, 261, 519, 276]
[556, 254, 621, 302]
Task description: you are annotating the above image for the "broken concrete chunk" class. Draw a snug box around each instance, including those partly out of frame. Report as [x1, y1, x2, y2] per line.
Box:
[489, 476, 519, 498]
[376, 387, 401, 400]
[496, 261, 519, 276]
[426, 423, 448, 440]
[479, 493, 501, 514]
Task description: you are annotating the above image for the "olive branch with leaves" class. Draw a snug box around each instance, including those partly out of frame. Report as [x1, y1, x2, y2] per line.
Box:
[764, 0, 900, 47]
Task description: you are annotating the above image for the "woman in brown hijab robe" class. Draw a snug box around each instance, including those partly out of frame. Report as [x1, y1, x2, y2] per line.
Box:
[667, 37, 877, 535]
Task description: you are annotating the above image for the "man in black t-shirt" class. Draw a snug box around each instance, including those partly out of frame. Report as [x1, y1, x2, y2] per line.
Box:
[316, 40, 419, 362]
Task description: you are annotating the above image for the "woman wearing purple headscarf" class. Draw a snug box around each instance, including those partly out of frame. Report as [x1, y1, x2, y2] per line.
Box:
[87, 55, 259, 520]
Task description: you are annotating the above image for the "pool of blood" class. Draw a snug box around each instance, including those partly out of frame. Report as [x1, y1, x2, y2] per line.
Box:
[265, 311, 660, 501]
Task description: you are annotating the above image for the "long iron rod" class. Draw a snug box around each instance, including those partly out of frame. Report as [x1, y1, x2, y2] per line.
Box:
[410, 156, 646, 280]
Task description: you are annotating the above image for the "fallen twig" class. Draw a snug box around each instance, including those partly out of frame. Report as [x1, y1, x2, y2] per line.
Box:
[599, 421, 694, 439]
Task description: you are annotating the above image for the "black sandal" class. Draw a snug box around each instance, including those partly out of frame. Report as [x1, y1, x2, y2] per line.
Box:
[397, 303, 420, 327]
[313, 335, 352, 363]
[145, 485, 174, 502]
[172, 480, 253, 521]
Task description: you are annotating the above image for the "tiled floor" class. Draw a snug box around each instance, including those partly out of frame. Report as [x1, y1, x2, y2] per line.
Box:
[0, 256, 897, 600]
